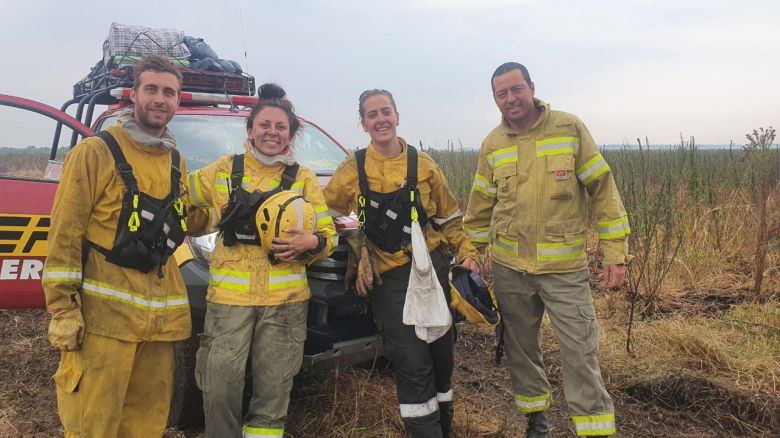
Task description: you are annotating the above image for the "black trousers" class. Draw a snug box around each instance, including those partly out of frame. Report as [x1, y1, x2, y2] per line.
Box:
[369, 247, 455, 438]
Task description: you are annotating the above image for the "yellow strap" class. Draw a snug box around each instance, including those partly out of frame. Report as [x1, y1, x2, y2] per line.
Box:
[128, 194, 140, 232]
[357, 195, 366, 226]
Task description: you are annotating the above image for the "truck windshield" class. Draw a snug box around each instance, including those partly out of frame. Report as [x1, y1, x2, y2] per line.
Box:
[100, 114, 347, 174]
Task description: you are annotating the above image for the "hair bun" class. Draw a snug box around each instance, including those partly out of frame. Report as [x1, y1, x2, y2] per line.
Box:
[258, 83, 287, 100]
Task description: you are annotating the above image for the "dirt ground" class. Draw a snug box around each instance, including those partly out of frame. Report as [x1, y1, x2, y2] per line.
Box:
[4, 307, 775, 438]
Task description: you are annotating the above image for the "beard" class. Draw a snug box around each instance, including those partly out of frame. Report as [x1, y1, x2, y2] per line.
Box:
[134, 104, 174, 133]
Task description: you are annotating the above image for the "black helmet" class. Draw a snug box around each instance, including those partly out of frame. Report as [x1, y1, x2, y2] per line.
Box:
[449, 266, 500, 326]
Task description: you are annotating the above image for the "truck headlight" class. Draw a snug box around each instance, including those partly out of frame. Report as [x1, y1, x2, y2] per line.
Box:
[187, 233, 217, 264]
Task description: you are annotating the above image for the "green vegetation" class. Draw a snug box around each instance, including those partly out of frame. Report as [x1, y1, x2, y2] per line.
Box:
[0, 147, 51, 179]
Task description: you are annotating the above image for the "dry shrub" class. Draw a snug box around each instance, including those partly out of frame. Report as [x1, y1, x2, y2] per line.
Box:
[597, 298, 780, 434]
[666, 188, 780, 295]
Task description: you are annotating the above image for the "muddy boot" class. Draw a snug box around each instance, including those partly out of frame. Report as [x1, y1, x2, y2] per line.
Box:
[526, 411, 550, 438]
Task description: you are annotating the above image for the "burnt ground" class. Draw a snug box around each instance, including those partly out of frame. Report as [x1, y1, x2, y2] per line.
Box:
[1, 309, 777, 438]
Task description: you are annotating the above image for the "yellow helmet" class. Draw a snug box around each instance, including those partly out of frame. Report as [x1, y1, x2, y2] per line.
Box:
[449, 266, 500, 326]
[256, 190, 316, 254]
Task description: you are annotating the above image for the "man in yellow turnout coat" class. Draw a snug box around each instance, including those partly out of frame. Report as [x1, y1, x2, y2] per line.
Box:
[463, 62, 631, 437]
[42, 55, 210, 437]
[188, 84, 337, 438]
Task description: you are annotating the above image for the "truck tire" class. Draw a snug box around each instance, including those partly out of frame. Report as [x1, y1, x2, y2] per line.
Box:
[168, 333, 204, 428]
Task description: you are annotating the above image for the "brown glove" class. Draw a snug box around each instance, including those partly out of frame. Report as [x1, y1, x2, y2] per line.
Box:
[48, 308, 85, 351]
[356, 246, 382, 296]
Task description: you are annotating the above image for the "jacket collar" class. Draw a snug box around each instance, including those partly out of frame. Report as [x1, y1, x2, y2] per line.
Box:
[499, 98, 549, 136]
[366, 137, 408, 161]
[116, 108, 177, 153]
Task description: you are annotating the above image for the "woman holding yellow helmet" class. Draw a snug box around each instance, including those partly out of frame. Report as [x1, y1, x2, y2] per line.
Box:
[324, 89, 480, 438]
[187, 84, 336, 438]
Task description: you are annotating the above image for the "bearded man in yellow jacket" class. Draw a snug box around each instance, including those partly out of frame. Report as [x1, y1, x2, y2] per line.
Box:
[43, 55, 209, 437]
[464, 62, 631, 438]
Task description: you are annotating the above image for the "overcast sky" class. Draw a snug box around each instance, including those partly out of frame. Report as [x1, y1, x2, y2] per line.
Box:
[1, 0, 778, 150]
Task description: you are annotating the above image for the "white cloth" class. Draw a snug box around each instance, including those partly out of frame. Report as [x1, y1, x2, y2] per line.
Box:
[403, 220, 452, 343]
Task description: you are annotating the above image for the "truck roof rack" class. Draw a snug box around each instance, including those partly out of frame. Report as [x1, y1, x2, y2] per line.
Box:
[72, 57, 256, 104]
[109, 87, 259, 107]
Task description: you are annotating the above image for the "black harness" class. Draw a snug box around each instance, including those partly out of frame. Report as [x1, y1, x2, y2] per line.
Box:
[218, 154, 299, 247]
[90, 131, 187, 274]
[356, 145, 428, 253]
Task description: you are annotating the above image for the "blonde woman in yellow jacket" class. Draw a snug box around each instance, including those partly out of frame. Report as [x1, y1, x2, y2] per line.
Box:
[325, 89, 479, 438]
[188, 84, 336, 438]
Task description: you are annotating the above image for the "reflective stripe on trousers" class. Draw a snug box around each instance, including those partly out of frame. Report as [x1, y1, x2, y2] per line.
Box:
[572, 413, 616, 436]
[243, 426, 284, 437]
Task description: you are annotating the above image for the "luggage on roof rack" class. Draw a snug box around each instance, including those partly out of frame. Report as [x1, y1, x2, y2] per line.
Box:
[72, 24, 256, 102]
[73, 57, 256, 101]
[103, 22, 191, 64]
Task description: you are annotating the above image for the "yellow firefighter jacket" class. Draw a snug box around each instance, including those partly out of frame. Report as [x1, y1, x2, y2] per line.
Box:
[463, 99, 631, 274]
[324, 138, 478, 275]
[187, 143, 336, 307]
[42, 124, 210, 342]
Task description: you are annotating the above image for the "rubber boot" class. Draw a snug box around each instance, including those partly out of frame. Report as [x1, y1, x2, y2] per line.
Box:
[439, 401, 453, 438]
[526, 411, 551, 438]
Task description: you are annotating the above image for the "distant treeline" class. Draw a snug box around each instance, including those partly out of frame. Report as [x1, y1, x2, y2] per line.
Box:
[0, 147, 52, 178]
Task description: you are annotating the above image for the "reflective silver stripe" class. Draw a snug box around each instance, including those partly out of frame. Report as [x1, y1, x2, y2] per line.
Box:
[386, 209, 398, 220]
[486, 145, 518, 169]
[269, 268, 307, 291]
[235, 233, 257, 240]
[572, 414, 616, 435]
[269, 273, 306, 283]
[82, 279, 189, 309]
[291, 197, 306, 229]
[514, 397, 550, 411]
[399, 396, 439, 418]
[167, 239, 176, 249]
[188, 170, 208, 207]
[329, 208, 347, 218]
[437, 389, 453, 402]
[42, 268, 82, 284]
[537, 239, 586, 261]
[432, 209, 463, 226]
[208, 209, 219, 229]
[514, 391, 552, 413]
[465, 226, 490, 240]
[576, 154, 610, 185]
[472, 173, 497, 198]
[535, 136, 579, 157]
[211, 272, 251, 285]
[242, 426, 284, 438]
[403, 225, 411, 234]
[141, 210, 155, 221]
[596, 216, 631, 239]
[163, 222, 170, 234]
[369, 199, 379, 208]
[494, 236, 518, 256]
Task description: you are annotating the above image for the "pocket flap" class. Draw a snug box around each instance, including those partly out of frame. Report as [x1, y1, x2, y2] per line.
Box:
[546, 154, 575, 172]
[53, 354, 83, 394]
[545, 219, 586, 236]
[492, 164, 517, 181]
[578, 304, 596, 321]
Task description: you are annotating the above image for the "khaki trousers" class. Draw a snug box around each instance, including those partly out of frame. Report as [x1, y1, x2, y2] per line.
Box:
[492, 263, 616, 436]
[53, 333, 174, 438]
[196, 301, 307, 438]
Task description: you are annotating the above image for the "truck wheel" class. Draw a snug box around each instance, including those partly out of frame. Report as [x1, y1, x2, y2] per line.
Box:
[168, 333, 204, 428]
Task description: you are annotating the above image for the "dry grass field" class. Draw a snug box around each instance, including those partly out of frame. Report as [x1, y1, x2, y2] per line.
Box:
[1, 137, 778, 437]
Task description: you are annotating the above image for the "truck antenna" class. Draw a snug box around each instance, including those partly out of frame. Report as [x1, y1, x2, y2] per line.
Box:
[237, 0, 250, 76]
